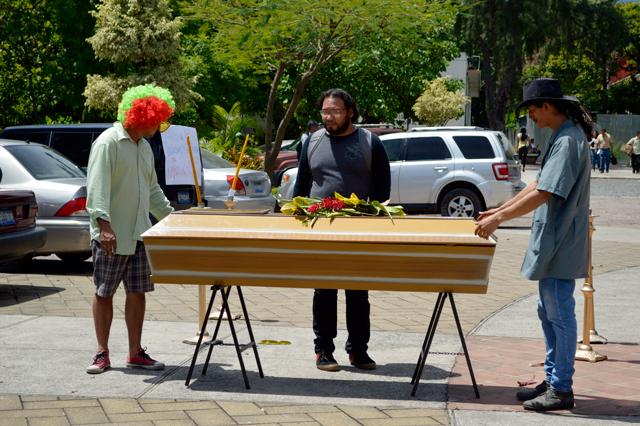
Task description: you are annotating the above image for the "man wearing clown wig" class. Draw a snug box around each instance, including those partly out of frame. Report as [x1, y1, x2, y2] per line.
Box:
[85, 84, 175, 374]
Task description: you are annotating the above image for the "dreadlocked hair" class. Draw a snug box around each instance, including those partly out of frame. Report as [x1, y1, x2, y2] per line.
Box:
[529, 100, 594, 138]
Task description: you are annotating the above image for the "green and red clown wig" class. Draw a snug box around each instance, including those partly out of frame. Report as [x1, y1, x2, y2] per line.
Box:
[117, 84, 175, 129]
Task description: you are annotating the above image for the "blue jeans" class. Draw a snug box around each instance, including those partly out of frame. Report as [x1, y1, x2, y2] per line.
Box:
[590, 150, 598, 170]
[599, 148, 611, 172]
[538, 278, 577, 392]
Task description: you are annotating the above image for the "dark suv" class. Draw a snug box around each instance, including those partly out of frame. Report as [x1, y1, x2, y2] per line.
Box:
[0, 124, 198, 210]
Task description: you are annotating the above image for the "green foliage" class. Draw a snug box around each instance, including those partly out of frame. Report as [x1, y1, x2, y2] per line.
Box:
[459, 0, 630, 129]
[0, 0, 98, 126]
[84, 0, 199, 117]
[619, 2, 640, 64]
[184, 0, 459, 176]
[303, 27, 459, 123]
[521, 2, 633, 114]
[201, 102, 263, 169]
[413, 77, 470, 126]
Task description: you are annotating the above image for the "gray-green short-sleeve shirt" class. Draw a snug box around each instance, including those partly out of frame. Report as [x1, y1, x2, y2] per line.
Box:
[521, 120, 590, 280]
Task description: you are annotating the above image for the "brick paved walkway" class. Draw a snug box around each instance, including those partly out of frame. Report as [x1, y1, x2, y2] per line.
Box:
[448, 337, 640, 417]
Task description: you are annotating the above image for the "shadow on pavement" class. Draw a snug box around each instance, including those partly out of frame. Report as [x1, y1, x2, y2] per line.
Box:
[0, 257, 92, 276]
[447, 383, 640, 418]
[143, 362, 454, 402]
[0, 284, 65, 307]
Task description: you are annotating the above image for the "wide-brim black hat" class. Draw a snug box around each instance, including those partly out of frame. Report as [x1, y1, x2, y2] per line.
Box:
[517, 78, 580, 110]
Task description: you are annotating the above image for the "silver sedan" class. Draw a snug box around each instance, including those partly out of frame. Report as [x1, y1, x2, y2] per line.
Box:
[201, 149, 275, 211]
[0, 139, 91, 263]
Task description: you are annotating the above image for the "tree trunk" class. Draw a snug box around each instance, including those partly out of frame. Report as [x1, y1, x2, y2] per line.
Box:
[263, 46, 340, 179]
[266, 70, 316, 178]
[481, 46, 501, 130]
[263, 62, 287, 177]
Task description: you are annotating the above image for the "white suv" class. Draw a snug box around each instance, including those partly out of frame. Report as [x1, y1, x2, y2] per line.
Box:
[277, 128, 524, 217]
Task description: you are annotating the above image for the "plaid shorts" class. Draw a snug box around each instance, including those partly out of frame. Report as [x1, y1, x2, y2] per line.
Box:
[92, 240, 154, 297]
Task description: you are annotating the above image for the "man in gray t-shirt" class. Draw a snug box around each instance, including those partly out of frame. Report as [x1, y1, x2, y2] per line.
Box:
[475, 78, 591, 412]
[293, 88, 390, 373]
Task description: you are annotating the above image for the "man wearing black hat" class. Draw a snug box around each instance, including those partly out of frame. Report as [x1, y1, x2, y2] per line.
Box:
[475, 78, 592, 411]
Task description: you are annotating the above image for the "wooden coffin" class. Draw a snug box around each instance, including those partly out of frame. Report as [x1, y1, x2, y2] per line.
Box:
[142, 211, 496, 294]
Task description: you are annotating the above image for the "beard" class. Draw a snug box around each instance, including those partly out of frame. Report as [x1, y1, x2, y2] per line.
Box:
[324, 117, 351, 135]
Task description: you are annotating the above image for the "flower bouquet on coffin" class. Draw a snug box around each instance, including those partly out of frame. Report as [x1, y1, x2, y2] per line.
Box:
[280, 192, 405, 227]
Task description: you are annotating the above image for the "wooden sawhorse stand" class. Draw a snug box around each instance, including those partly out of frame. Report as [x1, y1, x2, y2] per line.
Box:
[411, 292, 480, 398]
[185, 284, 264, 388]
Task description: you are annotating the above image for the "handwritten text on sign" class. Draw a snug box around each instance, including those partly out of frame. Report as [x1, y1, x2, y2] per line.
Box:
[161, 125, 202, 185]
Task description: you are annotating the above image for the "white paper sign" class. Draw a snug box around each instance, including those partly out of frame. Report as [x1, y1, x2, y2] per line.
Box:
[160, 125, 202, 185]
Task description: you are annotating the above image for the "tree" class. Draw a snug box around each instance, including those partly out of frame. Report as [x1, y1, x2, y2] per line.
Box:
[458, 0, 629, 130]
[185, 0, 458, 177]
[521, 1, 629, 114]
[412, 77, 469, 126]
[84, 0, 199, 117]
[0, 0, 98, 126]
[457, 0, 552, 131]
[301, 25, 459, 124]
[203, 102, 262, 169]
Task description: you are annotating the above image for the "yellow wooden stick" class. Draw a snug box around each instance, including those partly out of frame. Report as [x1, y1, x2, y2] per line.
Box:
[186, 135, 203, 206]
[230, 134, 250, 193]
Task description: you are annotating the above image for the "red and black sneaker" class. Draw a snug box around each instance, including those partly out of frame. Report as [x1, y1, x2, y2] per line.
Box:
[126, 347, 165, 370]
[86, 351, 111, 374]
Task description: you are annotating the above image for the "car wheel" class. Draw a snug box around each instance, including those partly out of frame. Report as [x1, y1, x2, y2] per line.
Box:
[57, 252, 91, 263]
[440, 188, 482, 218]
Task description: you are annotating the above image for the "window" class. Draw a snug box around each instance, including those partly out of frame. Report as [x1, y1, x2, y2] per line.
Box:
[405, 137, 451, 161]
[1, 131, 49, 145]
[453, 136, 496, 159]
[380, 138, 404, 162]
[50, 132, 94, 167]
[495, 132, 516, 160]
[5, 144, 85, 180]
[201, 149, 233, 169]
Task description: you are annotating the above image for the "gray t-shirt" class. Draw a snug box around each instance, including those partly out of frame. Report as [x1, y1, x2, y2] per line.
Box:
[521, 120, 590, 280]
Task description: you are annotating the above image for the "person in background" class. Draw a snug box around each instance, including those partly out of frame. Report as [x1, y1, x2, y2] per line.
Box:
[596, 128, 613, 173]
[85, 84, 175, 374]
[296, 120, 321, 161]
[475, 78, 592, 411]
[626, 131, 640, 174]
[588, 131, 599, 171]
[516, 127, 530, 171]
[294, 88, 390, 372]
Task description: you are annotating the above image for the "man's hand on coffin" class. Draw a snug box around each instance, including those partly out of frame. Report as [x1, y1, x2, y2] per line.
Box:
[477, 208, 499, 221]
[97, 218, 117, 256]
[474, 213, 500, 240]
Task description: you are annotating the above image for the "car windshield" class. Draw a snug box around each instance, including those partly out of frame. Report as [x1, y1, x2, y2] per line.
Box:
[5, 144, 85, 179]
[201, 149, 233, 169]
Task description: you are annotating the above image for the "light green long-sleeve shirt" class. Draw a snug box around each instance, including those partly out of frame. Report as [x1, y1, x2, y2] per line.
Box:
[86, 122, 173, 255]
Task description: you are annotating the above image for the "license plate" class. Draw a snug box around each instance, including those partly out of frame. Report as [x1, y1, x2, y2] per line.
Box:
[177, 190, 192, 205]
[0, 208, 16, 226]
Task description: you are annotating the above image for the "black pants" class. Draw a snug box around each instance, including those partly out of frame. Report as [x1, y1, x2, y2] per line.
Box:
[312, 289, 370, 355]
[632, 154, 640, 173]
[518, 147, 528, 170]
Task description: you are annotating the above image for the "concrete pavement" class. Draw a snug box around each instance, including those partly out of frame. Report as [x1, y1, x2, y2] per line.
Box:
[1, 171, 639, 425]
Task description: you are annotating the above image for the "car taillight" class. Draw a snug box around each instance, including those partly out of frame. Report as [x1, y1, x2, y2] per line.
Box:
[492, 163, 510, 181]
[226, 175, 246, 195]
[283, 174, 291, 183]
[55, 196, 88, 217]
